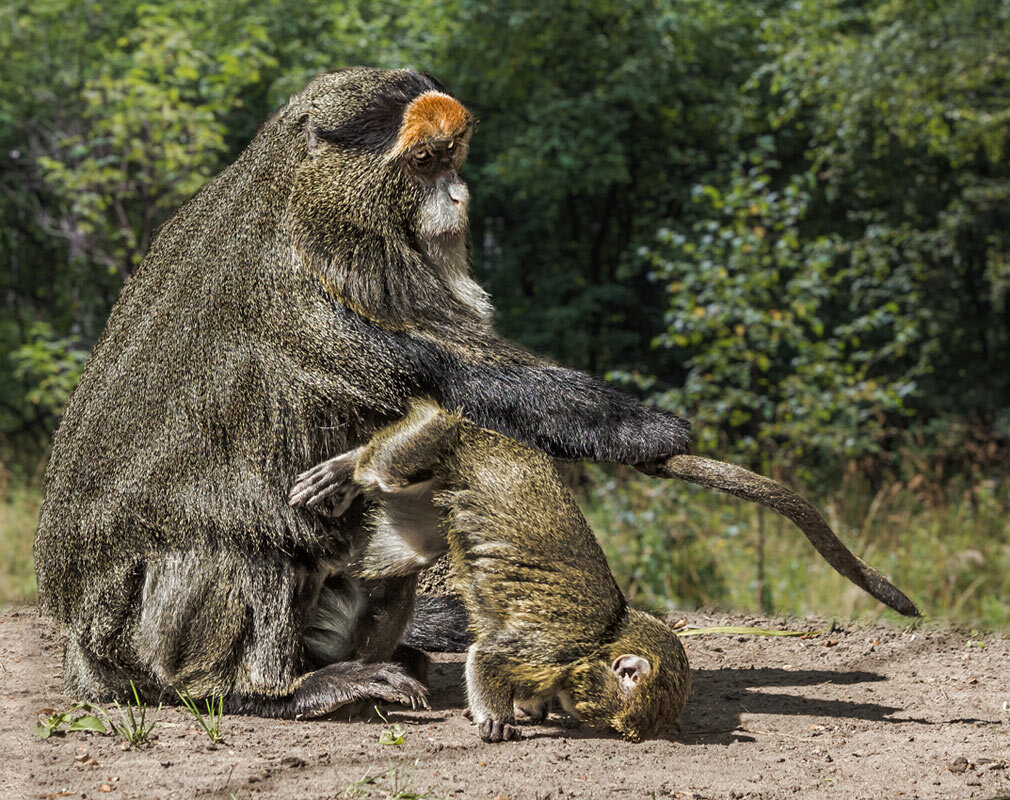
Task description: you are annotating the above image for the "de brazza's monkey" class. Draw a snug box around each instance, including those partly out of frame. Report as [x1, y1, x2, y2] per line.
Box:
[290, 399, 691, 742]
[33, 69, 692, 718]
[34, 68, 917, 720]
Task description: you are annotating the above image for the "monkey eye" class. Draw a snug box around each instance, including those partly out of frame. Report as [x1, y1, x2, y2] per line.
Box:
[414, 148, 433, 165]
[447, 140, 455, 151]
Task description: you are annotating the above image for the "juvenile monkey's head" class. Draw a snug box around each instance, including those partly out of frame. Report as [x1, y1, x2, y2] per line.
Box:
[562, 610, 690, 741]
[286, 69, 474, 252]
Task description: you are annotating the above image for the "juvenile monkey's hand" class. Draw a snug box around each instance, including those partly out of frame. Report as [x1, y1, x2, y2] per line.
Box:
[289, 449, 363, 511]
[478, 718, 522, 743]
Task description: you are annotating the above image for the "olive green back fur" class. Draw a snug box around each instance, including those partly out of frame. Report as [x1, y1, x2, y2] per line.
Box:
[438, 425, 627, 662]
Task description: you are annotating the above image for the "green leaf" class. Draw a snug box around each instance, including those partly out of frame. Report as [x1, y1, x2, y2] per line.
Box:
[378, 728, 406, 746]
[68, 715, 109, 734]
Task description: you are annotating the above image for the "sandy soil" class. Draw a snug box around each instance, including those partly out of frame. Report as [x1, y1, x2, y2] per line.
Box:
[2, 605, 1008, 800]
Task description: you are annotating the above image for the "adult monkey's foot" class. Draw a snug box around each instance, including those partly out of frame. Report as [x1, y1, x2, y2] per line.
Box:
[225, 660, 429, 719]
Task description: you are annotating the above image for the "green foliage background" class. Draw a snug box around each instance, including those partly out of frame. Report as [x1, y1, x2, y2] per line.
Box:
[2, 0, 1008, 621]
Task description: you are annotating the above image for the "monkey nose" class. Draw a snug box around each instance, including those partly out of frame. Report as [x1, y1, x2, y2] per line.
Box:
[447, 180, 469, 207]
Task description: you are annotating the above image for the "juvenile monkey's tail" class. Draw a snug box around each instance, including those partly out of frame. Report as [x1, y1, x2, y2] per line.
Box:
[649, 455, 921, 617]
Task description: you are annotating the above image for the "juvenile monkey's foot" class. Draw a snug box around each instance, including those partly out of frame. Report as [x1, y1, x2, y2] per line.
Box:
[288, 449, 362, 510]
[478, 718, 521, 743]
[514, 703, 547, 724]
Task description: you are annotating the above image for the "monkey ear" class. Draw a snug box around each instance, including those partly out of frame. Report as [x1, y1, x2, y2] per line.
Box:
[305, 123, 323, 150]
[611, 654, 651, 694]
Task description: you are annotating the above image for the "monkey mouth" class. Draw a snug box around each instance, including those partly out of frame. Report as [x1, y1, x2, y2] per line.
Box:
[419, 215, 469, 241]
[429, 224, 467, 240]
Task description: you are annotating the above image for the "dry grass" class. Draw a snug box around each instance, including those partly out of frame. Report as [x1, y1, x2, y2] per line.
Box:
[584, 466, 1010, 629]
[3, 468, 1008, 628]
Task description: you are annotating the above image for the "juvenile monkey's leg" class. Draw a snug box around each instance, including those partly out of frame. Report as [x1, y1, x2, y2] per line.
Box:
[515, 693, 552, 724]
[465, 647, 521, 743]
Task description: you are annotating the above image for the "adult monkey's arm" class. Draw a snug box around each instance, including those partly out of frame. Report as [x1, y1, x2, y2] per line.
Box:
[333, 304, 693, 465]
[641, 456, 921, 617]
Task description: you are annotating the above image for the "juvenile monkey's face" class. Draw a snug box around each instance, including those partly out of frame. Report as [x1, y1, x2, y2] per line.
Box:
[562, 611, 690, 741]
[559, 654, 654, 737]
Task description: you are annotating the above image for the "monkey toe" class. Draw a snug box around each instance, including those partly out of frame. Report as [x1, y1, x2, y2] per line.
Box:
[478, 718, 521, 743]
[373, 664, 431, 710]
[290, 661, 429, 719]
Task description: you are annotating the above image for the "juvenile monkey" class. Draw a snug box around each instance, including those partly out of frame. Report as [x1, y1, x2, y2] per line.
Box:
[290, 399, 691, 742]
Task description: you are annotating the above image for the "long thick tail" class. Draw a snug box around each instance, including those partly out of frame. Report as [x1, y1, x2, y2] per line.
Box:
[650, 455, 920, 617]
[404, 593, 472, 652]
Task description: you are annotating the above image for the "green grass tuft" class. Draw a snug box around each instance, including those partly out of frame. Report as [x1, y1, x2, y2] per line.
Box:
[109, 681, 160, 747]
[0, 484, 40, 605]
[177, 686, 225, 745]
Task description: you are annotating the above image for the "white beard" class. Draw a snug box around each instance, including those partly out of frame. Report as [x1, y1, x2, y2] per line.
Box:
[422, 232, 493, 321]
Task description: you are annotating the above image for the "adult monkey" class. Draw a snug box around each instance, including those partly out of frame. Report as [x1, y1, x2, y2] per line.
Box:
[35, 69, 916, 720]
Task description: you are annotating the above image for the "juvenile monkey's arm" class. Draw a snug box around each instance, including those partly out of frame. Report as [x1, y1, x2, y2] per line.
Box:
[465, 647, 521, 743]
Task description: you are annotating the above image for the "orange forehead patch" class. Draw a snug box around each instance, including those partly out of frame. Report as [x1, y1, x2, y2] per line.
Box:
[394, 91, 471, 154]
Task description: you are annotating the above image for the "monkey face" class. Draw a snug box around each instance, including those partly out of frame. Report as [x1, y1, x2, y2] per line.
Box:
[286, 69, 474, 251]
[404, 142, 471, 240]
[389, 90, 474, 241]
[562, 611, 690, 741]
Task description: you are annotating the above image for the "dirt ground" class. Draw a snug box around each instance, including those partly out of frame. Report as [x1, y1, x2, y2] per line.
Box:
[2, 605, 1008, 800]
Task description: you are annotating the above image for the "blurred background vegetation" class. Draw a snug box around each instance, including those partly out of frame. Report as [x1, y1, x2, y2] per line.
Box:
[2, 0, 1008, 624]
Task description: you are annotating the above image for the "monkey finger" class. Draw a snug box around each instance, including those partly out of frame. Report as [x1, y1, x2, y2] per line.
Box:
[289, 464, 358, 507]
[289, 478, 341, 506]
[477, 718, 496, 742]
[290, 465, 336, 489]
[302, 483, 342, 507]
